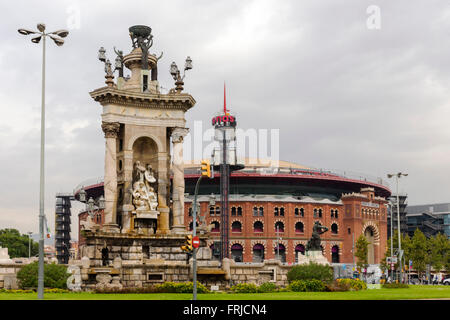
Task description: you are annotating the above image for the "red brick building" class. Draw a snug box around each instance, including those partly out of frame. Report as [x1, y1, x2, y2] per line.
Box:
[76, 160, 390, 265]
[184, 160, 389, 265]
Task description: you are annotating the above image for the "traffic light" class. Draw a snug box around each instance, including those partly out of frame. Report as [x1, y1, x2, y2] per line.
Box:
[201, 160, 211, 178]
[181, 235, 193, 253]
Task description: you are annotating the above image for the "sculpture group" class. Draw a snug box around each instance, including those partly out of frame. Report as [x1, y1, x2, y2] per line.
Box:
[132, 161, 158, 212]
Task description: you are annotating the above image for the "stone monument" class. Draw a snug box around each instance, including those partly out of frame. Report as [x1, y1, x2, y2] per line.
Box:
[90, 25, 195, 235]
[305, 221, 330, 265]
[76, 25, 211, 291]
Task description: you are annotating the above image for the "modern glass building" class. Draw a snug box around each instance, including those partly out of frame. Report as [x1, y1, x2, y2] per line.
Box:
[406, 203, 450, 238]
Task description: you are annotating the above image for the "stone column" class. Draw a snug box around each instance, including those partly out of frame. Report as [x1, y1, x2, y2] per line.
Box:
[101, 121, 120, 232]
[171, 127, 189, 234]
[121, 149, 134, 232]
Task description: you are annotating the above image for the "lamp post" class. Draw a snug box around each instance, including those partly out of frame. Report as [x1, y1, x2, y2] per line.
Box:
[386, 202, 394, 281]
[170, 56, 193, 93]
[387, 172, 408, 283]
[18, 23, 68, 300]
[27, 232, 33, 259]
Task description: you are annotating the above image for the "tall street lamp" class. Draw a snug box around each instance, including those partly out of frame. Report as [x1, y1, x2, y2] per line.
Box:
[27, 231, 33, 259]
[386, 203, 394, 281]
[387, 172, 408, 283]
[18, 23, 68, 300]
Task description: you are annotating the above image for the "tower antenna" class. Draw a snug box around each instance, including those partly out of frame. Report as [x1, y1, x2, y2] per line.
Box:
[224, 82, 227, 114]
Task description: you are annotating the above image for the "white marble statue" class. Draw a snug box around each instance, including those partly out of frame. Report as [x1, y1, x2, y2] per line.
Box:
[67, 265, 82, 291]
[132, 161, 158, 211]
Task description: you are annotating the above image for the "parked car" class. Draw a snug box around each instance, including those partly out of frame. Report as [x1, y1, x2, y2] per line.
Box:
[443, 278, 450, 285]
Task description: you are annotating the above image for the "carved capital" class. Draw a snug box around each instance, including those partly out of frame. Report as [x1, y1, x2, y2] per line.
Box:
[171, 127, 189, 143]
[101, 122, 120, 138]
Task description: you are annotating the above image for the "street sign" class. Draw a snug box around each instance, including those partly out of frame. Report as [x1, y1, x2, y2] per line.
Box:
[192, 236, 200, 248]
[392, 257, 398, 264]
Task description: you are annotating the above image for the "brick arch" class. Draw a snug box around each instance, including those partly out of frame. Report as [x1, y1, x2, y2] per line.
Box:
[251, 240, 267, 255]
[231, 219, 243, 232]
[274, 219, 285, 231]
[230, 240, 245, 254]
[362, 221, 380, 244]
[330, 220, 340, 234]
[294, 220, 305, 233]
[329, 241, 342, 255]
[272, 238, 287, 247]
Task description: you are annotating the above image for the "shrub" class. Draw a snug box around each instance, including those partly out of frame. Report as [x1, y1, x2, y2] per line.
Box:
[287, 262, 333, 283]
[382, 283, 409, 289]
[95, 282, 209, 294]
[230, 283, 258, 293]
[257, 282, 278, 293]
[16, 262, 69, 289]
[335, 278, 367, 291]
[288, 279, 326, 292]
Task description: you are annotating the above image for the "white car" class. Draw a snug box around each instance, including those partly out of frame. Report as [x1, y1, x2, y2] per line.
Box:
[443, 278, 450, 285]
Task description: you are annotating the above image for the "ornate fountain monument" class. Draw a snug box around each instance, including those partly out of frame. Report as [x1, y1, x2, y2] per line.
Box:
[76, 26, 214, 290]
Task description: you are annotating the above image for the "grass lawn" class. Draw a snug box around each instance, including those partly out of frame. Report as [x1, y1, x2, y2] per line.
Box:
[0, 285, 449, 300]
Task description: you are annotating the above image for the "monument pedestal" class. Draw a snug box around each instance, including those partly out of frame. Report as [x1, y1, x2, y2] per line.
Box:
[101, 223, 121, 234]
[305, 250, 330, 265]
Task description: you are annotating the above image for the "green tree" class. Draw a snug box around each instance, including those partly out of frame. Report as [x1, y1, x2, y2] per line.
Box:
[355, 235, 369, 273]
[410, 228, 429, 282]
[0, 228, 38, 258]
[429, 233, 450, 273]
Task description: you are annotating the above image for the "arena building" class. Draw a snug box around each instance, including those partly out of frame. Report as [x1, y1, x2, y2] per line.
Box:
[74, 158, 391, 265]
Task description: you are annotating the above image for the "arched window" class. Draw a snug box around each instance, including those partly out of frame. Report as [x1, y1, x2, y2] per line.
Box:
[295, 208, 299, 216]
[209, 206, 214, 216]
[253, 221, 264, 233]
[211, 221, 220, 232]
[231, 244, 243, 262]
[231, 221, 242, 233]
[300, 208, 304, 217]
[231, 207, 237, 216]
[295, 222, 304, 233]
[189, 207, 193, 217]
[253, 207, 258, 217]
[275, 221, 284, 233]
[215, 206, 220, 216]
[252, 244, 265, 262]
[274, 207, 279, 216]
[331, 245, 340, 263]
[274, 244, 286, 263]
[259, 207, 264, 216]
[280, 207, 285, 216]
[237, 207, 243, 216]
[295, 244, 305, 263]
[335, 209, 339, 219]
[331, 223, 338, 234]
[313, 208, 318, 218]
[330, 209, 334, 218]
[318, 208, 323, 218]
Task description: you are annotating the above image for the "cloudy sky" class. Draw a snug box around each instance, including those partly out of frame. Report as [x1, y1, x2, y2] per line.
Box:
[1, 0, 449, 240]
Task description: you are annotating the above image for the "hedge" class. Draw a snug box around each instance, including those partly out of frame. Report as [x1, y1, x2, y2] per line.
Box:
[287, 262, 334, 283]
